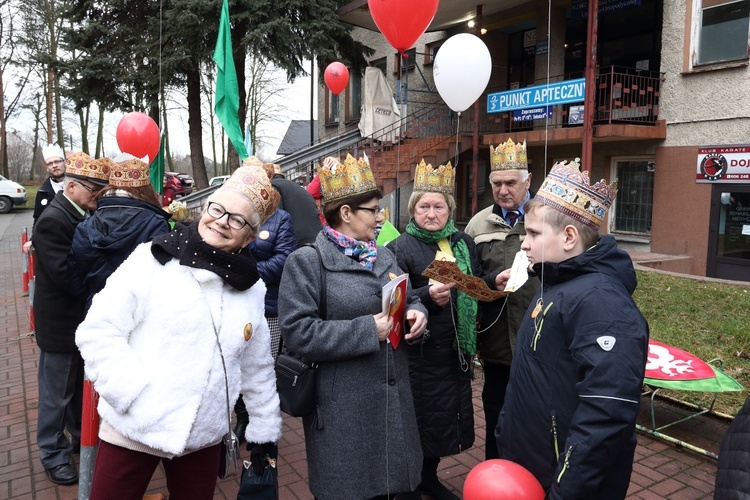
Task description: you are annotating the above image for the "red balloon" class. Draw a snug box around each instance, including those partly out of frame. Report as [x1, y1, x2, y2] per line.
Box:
[463, 459, 545, 500]
[368, 0, 439, 53]
[324, 62, 350, 96]
[116, 112, 160, 164]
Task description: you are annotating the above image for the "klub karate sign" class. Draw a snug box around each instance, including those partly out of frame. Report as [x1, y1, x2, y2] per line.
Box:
[696, 145, 750, 183]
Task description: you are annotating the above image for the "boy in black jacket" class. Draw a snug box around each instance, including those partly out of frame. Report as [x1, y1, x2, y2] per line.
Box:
[495, 159, 649, 499]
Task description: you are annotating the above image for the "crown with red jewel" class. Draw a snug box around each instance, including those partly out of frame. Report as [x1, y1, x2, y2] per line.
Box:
[535, 158, 618, 229]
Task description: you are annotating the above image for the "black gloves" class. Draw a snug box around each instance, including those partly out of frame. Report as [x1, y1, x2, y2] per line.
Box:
[247, 442, 278, 476]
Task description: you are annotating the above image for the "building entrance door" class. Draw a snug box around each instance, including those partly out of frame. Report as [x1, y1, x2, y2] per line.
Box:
[707, 184, 750, 281]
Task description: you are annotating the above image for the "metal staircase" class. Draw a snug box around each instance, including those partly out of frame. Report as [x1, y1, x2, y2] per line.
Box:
[282, 102, 473, 196]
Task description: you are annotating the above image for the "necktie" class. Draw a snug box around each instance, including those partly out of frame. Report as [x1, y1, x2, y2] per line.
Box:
[506, 210, 520, 227]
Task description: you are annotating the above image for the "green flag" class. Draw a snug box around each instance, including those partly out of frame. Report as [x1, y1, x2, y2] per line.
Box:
[376, 219, 401, 246]
[149, 134, 165, 195]
[213, 0, 248, 160]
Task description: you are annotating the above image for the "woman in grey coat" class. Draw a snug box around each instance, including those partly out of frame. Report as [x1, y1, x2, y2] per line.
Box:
[278, 154, 428, 500]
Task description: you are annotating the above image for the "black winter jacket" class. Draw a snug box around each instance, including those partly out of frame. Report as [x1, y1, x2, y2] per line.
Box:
[33, 192, 87, 352]
[32, 177, 58, 230]
[497, 236, 649, 499]
[714, 396, 750, 499]
[390, 230, 488, 457]
[271, 175, 322, 246]
[248, 208, 297, 316]
[68, 196, 171, 310]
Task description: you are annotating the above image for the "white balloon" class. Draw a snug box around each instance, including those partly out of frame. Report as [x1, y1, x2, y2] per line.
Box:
[433, 33, 492, 113]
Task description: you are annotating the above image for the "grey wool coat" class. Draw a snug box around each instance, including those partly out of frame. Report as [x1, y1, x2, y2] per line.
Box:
[278, 232, 427, 500]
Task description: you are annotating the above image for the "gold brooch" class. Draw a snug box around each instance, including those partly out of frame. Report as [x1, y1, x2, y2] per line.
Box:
[243, 323, 253, 341]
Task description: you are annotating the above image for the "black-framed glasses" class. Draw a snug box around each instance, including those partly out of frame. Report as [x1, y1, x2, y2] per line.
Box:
[354, 206, 382, 217]
[73, 179, 96, 193]
[206, 201, 251, 230]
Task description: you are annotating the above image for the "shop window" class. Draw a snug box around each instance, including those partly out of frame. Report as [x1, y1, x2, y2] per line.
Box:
[611, 159, 654, 234]
[325, 91, 339, 126]
[346, 71, 362, 123]
[692, 0, 750, 67]
[716, 190, 750, 260]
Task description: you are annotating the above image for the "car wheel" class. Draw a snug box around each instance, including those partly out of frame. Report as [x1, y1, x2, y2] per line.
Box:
[0, 196, 11, 214]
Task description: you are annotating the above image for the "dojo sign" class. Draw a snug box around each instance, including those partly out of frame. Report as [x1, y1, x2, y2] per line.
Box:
[696, 145, 750, 183]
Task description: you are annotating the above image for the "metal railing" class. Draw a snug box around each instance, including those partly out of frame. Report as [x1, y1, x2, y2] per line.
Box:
[458, 65, 662, 134]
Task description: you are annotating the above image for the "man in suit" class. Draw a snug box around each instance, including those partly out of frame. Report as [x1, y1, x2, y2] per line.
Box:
[33, 152, 109, 485]
[23, 144, 67, 252]
[464, 139, 540, 460]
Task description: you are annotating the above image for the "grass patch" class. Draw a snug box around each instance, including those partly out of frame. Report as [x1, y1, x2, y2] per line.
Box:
[634, 269, 750, 416]
[22, 184, 40, 208]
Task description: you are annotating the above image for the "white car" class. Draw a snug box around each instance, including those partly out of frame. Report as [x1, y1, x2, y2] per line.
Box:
[0, 175, 28, 214]
[209, 175, 230, 186]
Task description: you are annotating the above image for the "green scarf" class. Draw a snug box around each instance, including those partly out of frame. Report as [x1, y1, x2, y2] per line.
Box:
[406, 219, 478, 357]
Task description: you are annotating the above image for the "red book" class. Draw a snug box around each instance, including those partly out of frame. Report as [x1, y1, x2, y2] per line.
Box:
[382, 274, 408, 349]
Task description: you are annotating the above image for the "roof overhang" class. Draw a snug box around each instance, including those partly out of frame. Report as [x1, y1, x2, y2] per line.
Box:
[336, 0, 524, 33]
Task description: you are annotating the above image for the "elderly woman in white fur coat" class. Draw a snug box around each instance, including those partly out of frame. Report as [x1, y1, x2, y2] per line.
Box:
[76, 160, 282, 500]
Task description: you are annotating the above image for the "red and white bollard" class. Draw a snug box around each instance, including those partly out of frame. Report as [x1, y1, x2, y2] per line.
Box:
[28, 252, 35, 334]
[78, 379, 100, 500]
[20, 228, 29, 295]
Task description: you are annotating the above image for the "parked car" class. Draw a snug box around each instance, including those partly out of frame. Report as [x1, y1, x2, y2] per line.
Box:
[209, 175, 230, 187]
[0, 175, 28, 214]
[161, 172, 194, 207]
[165, 172, 194, 195]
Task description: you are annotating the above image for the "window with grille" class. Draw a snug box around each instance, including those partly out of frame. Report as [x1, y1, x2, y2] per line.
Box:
[612, 159, 654, 234]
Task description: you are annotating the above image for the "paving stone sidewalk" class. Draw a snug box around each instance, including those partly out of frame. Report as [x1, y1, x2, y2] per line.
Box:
[0, 209, 727, 499]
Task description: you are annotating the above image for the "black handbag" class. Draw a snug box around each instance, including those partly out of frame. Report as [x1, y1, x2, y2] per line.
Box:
[275, 354, 318, 417]
[237, 443, 278, 500]
[275, 244, 324, 418]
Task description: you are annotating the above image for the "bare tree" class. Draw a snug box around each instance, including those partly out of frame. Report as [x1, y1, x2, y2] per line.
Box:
[7, 130, 33, 181]
[245, 56, 288, 156]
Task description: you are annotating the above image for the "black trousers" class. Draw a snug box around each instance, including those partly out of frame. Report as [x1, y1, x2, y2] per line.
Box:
[481, 362, 511, 460]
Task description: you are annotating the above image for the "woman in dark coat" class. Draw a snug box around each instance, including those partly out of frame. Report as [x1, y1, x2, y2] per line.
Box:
[68, 155, 170, 311]
[715, 396, 750, 499]
[278, 154, 428, 500]
[233, 163, 297, 441]
[389, 160, 500, 500]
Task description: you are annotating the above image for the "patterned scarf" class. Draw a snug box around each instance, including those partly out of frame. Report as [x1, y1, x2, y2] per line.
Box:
[405, 218, 478, 357]
[323, 224, 378, 270]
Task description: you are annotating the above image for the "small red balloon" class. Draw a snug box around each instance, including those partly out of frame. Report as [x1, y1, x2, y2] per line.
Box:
[116, 112, 160, 164]
[324, 62, 349, 96]
[463, 459, 545, 500]
[368, 0, 439, 53]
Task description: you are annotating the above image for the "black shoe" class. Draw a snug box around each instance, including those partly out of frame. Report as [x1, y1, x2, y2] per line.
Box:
[418, 476, 458, 500]
[46, 464, 78, 485]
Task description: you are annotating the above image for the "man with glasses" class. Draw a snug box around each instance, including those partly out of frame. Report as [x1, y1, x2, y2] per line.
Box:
[464, 139, 540, 460]
[32, 152, 109, 486]
[23, 144, 68, 253]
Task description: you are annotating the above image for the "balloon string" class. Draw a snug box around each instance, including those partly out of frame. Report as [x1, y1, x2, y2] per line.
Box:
[539, 0, 554, 296]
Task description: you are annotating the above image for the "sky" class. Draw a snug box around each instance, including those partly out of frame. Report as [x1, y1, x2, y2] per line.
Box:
[99, 63, 317, 163]
[8, 61, 317, 166]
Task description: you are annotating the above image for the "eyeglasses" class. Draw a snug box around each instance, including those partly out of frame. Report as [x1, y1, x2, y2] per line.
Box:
[45, 160, 65, 167]
[73, 179, 96, 193]
[354, 206, 382, 217]
[206, 201, 251, 230]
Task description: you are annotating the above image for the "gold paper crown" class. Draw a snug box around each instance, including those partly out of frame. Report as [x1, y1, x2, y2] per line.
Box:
[222, 160, 280, 225]
[318, 154, 377, 202]
[66, 152, 110, 186]
[110, 157, 150, 187]
[490, 138, 528, 171]
[535, 158, 618, 230]
[413, 159, 454, 194]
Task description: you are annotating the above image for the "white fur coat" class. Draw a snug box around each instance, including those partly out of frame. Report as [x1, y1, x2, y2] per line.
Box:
[76, 243, 282, 455]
